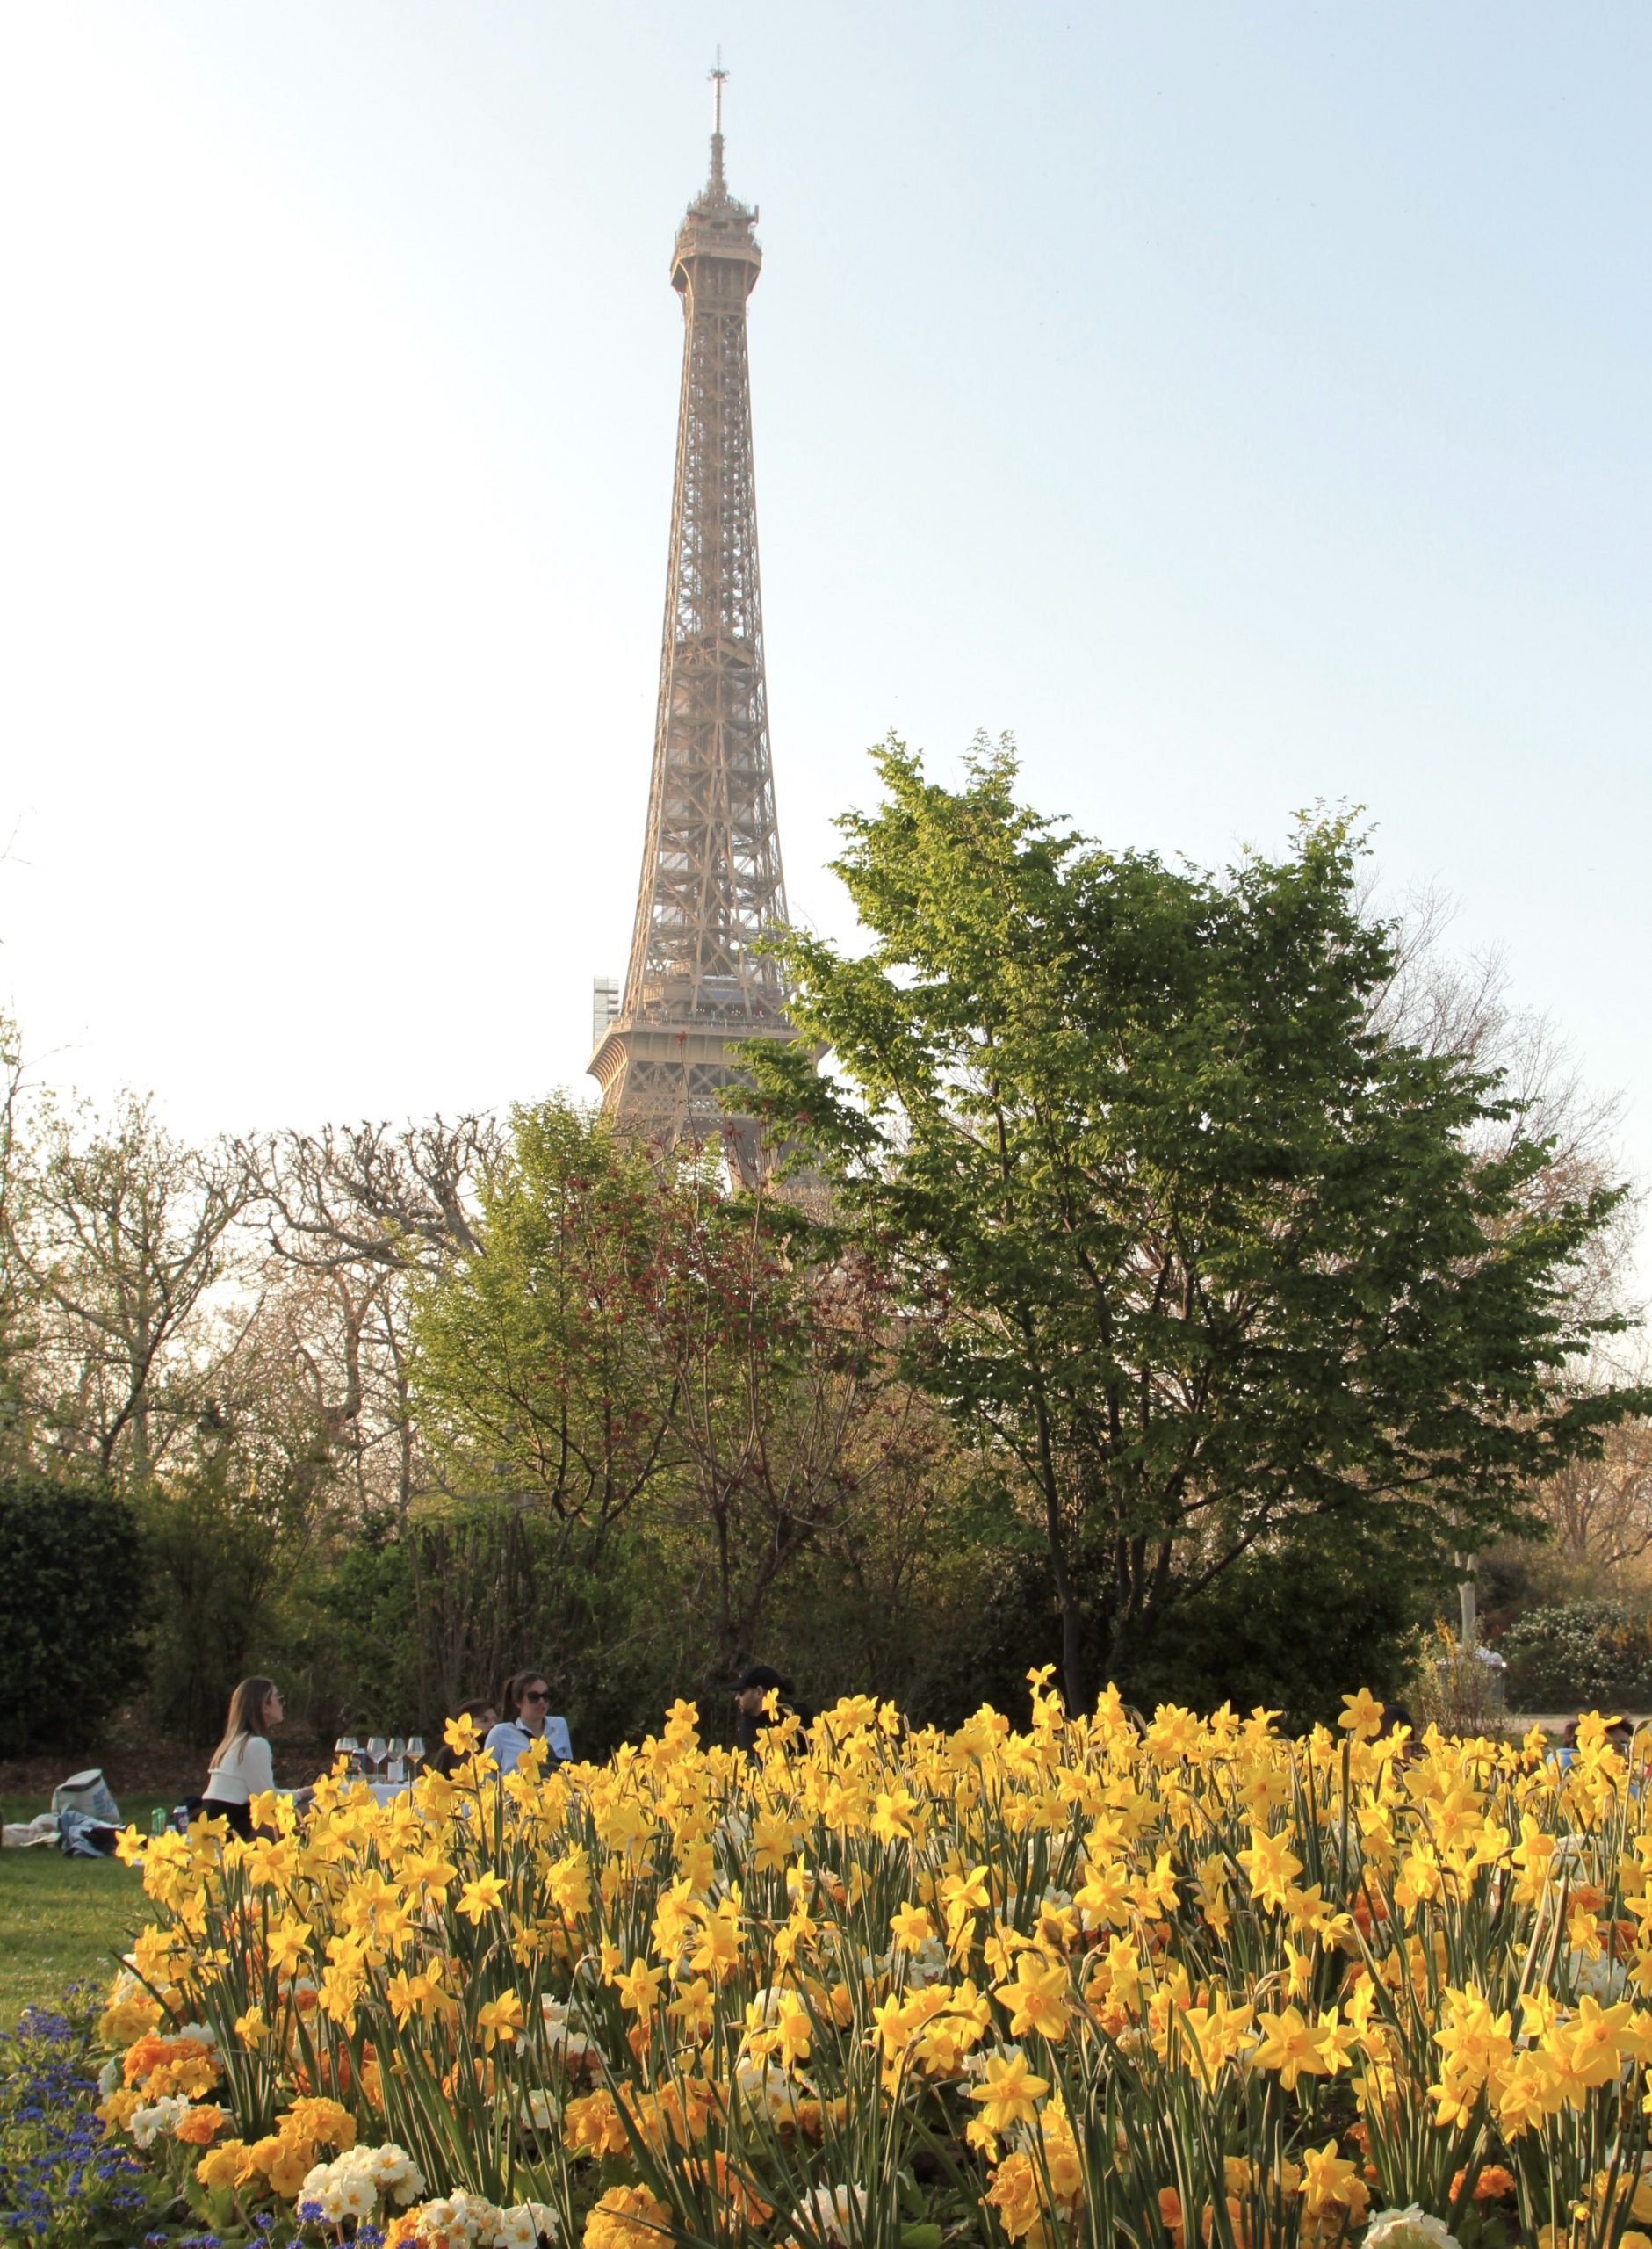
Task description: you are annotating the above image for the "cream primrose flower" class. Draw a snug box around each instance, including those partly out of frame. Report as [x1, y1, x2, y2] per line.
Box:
[1001, 1887, 1074, 1920]
[334, 2167, 379, 2222]
[416, 2192, 501, 2245]
[1573, 1950, 1630, 2005]
[129, 2095, 188, 2148]
[365, 2144, 426, 2202]
[870, 1936, 950, 1987]
[735, 2056, 807, 2120]
[1364, 2208, 1464, 2249]
[300, 2144, 426, 2222]
[783, 2185, 869, 2249]
[97, 2058, 121, 2098]
[522, 2088, 559, 2132]
[299, 2165, 345, 2224]
[492, 2203, 559, 2247]
[538, 1997, 591, 2066]
[907, 1936, 951, 1985]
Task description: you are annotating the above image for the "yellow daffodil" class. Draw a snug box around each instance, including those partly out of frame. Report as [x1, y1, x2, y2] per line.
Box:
[968, 2049, 1050, 2136]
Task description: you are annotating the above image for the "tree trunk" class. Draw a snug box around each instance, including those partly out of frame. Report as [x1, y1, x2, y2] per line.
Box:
[1031, 1407, 1085, 1714]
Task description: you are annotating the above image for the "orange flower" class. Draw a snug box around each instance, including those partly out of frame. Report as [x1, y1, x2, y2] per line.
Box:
[1451, 2165, 1517, 2203]
[1350, 1891, 1390, 1936]
[175, 2103, 228, 2146]
[1159, 2187, 1186, 2249]
[122, 2033, 171, 2087]
[292, 2045, 349, 2094]
[282, 2095, 356, 2151]
[565, 2090, 630, 2159]
[1201, 2197, 1251, 2249]
[586, 2184, 670, 2249]
[687, 2151, 772, 2225]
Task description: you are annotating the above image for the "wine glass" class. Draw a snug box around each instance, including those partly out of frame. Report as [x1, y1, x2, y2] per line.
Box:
[366, 1734, 387, 1783]
[335, 1734, 360, 1778]
[406, 1735, 426, 1776]
[387, 1735, 406, 1783]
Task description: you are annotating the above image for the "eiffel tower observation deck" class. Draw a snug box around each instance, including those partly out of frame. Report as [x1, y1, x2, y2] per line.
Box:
[589, 70, 800, 1183]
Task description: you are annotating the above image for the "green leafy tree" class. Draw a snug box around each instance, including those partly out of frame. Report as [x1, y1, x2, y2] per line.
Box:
[411, 1098, 920, 1711]
[749, 738, 1645, 1711]
[643, 1184, 912, 1692]
[409, 1100, 689, 1561]
[141, 1320, 356, 1745]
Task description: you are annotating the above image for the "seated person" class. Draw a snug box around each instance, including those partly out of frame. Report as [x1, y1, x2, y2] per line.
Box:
[430, 1696, 499, 1775]
[732, 1661, 795, 1756]
[192, 1676, 286, 1840]
[484, 1671, 571, 1774]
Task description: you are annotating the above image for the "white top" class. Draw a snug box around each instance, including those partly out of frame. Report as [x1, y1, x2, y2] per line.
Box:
[203, 1732, 276, 1805]
[484, 1715, 572, 1774]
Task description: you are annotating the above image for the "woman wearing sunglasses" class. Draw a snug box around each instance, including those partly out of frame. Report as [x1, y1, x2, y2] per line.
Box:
[484, 1670, 572, 1773]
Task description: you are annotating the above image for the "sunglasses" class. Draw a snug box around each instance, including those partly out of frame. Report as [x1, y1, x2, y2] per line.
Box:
[521, 1689, 550, 1703]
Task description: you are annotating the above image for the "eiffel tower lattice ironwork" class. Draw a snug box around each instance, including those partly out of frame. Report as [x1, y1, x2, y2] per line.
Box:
[589, 70, 798, 1182]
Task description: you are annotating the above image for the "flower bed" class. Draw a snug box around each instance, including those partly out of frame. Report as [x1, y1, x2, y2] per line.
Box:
[86, 1682, 1652, 2249]
[0, 1988, 166, 2245]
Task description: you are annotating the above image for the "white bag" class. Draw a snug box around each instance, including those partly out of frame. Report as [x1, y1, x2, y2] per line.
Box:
[2, 1814, 59, 1848]
[51, 1768, 120, 1824]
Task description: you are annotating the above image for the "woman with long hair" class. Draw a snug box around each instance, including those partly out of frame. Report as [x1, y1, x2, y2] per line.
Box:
[198, 1676, 285, 1838]
[483, 1670, 571, 1774]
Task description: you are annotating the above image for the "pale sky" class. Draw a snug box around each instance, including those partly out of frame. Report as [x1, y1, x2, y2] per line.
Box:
[1, 4, 1648, 1276]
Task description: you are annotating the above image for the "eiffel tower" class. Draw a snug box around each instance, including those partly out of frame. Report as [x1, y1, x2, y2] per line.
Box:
[589, 69, 797, 1182]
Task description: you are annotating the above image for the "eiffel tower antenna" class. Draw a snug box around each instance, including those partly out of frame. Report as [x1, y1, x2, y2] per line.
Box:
[708, 49, 728, 192]
[589, 75, 798, 1183]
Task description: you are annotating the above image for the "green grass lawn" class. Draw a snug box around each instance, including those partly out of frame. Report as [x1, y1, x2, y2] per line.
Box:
[0, 1795, 165, 2028]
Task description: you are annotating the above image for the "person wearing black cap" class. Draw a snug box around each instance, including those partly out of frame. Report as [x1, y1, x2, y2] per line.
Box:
[732, 1662, 793, 1757]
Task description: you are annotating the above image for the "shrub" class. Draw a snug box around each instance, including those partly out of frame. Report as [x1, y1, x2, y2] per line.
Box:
[1103, 1517, 1439, 1732]
[292, 1504, 685, 1760]
[0, 1478, 148, 1756]
[1499, 1600, 1652, 1713]
[141, 1446, 353, 1748]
